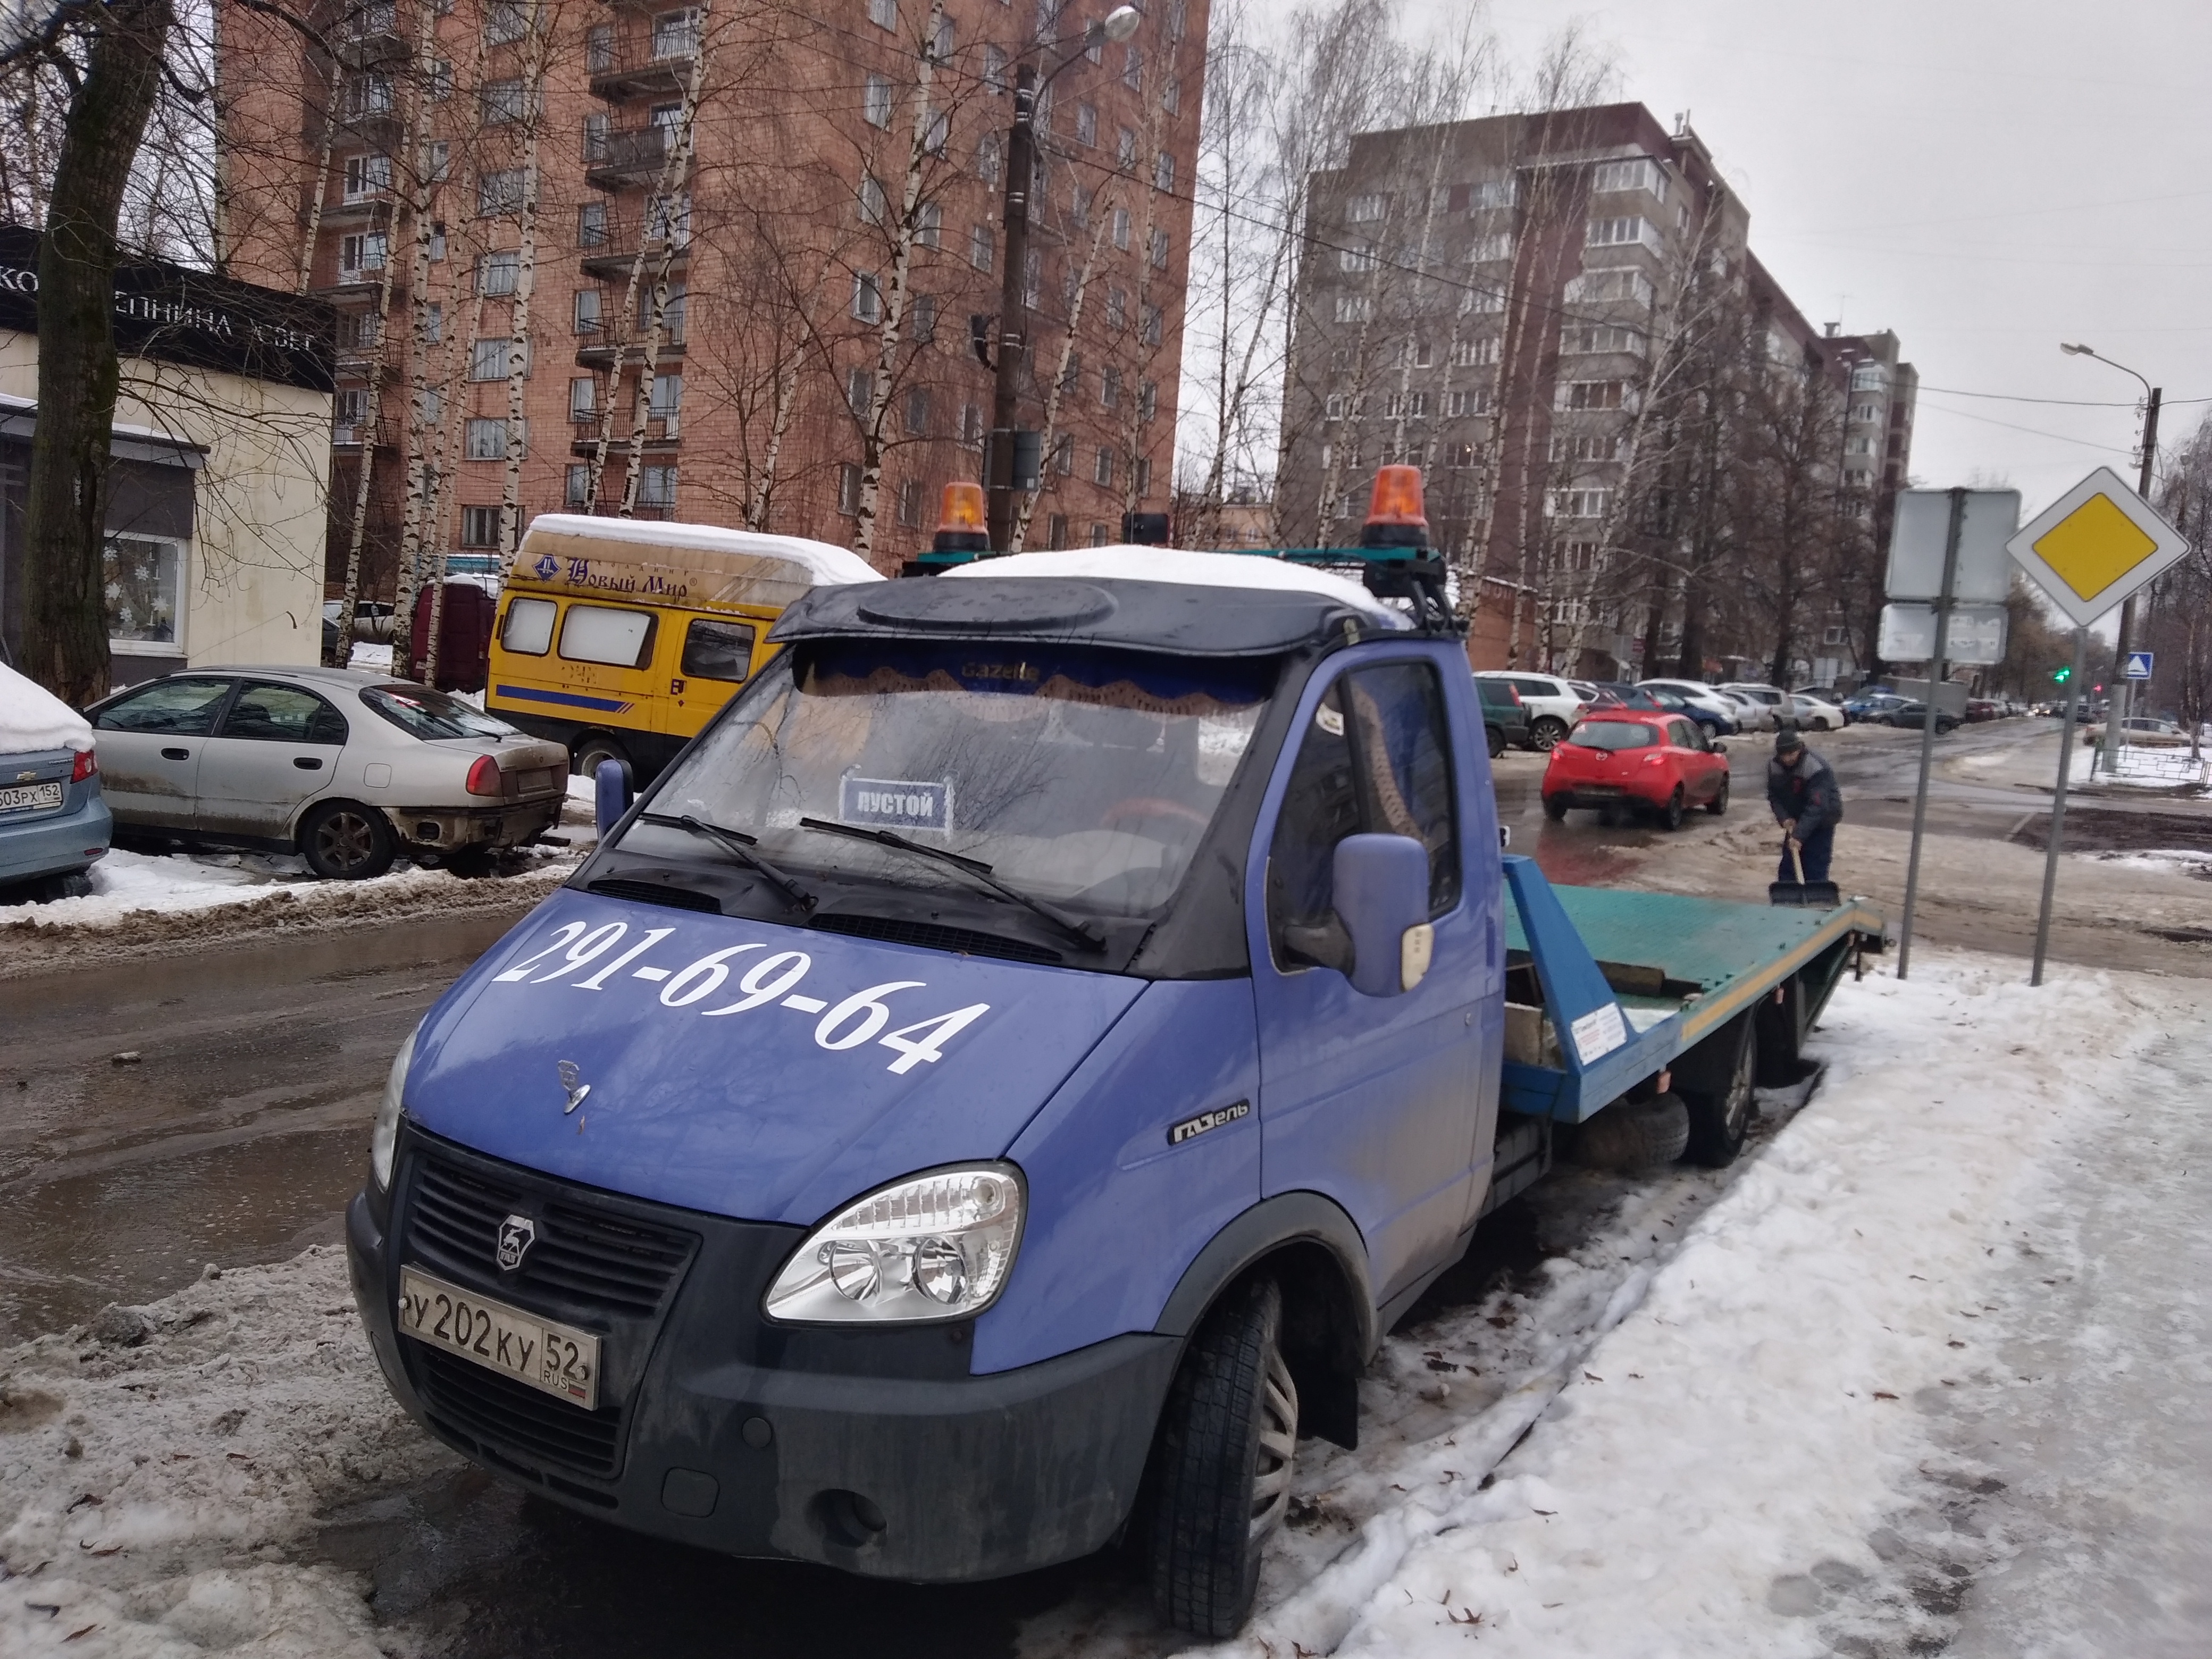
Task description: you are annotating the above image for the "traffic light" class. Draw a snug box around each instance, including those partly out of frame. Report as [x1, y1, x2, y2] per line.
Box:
[2053, 666, 2071, 683]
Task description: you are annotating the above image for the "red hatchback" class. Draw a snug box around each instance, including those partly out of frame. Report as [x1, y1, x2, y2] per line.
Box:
[1541, 711, 1732, 830]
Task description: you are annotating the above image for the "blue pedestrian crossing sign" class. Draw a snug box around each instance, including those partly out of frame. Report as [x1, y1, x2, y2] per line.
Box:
[2123, 650, 2154, 680]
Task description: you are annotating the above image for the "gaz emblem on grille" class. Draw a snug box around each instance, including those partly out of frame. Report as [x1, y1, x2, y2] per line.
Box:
[496, 1213, 537, 1271]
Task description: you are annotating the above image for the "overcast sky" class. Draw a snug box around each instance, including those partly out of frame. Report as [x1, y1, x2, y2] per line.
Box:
[1430, 0, 2212, 522]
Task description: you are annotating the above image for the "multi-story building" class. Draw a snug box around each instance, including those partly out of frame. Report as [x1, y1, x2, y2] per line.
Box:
[216, 0, 1203, 602]
[1279, 102, 1913, 678]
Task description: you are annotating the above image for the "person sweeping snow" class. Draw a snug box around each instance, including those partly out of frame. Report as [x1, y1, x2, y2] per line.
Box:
[1768, 726, 1842, 886]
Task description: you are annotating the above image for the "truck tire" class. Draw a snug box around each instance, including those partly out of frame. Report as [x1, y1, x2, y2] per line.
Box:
[1531, 716, 1569, 751]
[299, 801, 396, 881]
[1569, 1094, 1690, 1170]
[1145, 1277, 1298, 1638]
[1682, 1021, 1757, 1166]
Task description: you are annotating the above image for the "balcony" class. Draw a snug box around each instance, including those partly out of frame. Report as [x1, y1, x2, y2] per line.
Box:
[331, 418, 390, 449]
[574, 321, 687, 369]
[316, 267, 389, 300]
[577, 224, 690, 281]
[569, 414, 681, 457]
[585, 123, 675, 190]
[588, 36, 698, 102]
[322, 190, 393, 225]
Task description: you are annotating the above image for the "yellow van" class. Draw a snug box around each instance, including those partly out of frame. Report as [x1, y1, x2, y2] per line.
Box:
[487, 514, 883, 781]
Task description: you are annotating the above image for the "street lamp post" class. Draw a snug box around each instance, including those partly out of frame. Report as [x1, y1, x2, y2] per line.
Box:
[2058, 343, 2160, 769]
[985, 4, 1141, 553]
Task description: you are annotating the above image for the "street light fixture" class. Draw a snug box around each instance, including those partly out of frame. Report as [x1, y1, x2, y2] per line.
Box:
[2056, 341, 2161, 767]
[984, 5, 1144, 552]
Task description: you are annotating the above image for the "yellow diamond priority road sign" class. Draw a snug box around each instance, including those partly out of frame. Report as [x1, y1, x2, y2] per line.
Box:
[2006, 466, 2191, 627]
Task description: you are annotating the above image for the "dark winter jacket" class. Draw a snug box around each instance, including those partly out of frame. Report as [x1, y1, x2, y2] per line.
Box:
[1767, 749, 1843, 837]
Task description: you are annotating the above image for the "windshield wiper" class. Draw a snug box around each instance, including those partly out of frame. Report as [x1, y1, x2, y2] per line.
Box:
[795, 816, 1105, 954]
[638, 812, 816, 914]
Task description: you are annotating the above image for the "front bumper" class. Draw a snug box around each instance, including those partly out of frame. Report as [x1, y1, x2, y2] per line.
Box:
[384, 798, 562, 854]
[0, 793, 112, 885]
[348, 1128, 1178, 1581]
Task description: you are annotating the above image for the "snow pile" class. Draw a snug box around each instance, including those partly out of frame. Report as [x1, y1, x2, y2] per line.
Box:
[346, 642, 394, 674]
[2087, 847, 2212, 880]
[0, 1247, 456, 1657]
[1201, 954, 2194, 1659]
[0, 662, 92, 755]
[2092, 744, 2208, 789]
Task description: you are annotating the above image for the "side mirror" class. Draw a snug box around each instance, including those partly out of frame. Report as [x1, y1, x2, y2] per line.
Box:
[593, 756, 635, 839]
[1333, 833, 1434, 997]
[1713, 741, 1728, 753]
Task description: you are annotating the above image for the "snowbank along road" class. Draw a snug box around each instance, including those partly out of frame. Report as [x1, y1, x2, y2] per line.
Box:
[3, 949, 2203, 1657]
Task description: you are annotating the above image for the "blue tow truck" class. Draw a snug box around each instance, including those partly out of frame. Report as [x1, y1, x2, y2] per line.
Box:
[347, 483, 1882, 1636]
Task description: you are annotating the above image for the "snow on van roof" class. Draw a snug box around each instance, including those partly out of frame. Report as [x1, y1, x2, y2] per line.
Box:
[942, 545, 1410, 627]
[517, 514, 882, 610]
[0, 659, 94, 754]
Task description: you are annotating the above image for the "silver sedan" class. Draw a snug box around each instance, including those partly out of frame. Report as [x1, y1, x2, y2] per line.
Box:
[87, 666, 569, 878]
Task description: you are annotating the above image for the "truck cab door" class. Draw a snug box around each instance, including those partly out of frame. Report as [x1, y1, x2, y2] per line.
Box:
[1246, 649, 1505, 1309]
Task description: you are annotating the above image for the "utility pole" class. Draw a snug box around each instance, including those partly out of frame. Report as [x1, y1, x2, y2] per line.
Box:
[985, 64, 1036, 554]
[2100, 384, 2159, 772]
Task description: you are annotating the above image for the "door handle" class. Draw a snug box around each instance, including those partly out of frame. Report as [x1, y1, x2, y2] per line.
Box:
[294, 756, 325, 770]
[161, 747, 190, 760]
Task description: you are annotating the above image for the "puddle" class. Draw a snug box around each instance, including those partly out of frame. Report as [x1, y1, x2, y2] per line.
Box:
[0, 1125, 362, 1342]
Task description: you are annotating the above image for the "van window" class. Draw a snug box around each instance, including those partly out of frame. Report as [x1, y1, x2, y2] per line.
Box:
[559, 603, 657, 667]
[501, 596, 556, 655]
[681, 617, 755, 682]
[1267, 661, 1460, 969]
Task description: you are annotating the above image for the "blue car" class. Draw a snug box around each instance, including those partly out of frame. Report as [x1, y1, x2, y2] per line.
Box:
[0, 664, 112, 899]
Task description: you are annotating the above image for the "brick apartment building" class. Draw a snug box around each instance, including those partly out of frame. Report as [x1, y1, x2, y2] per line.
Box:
[216, 0, 1204, 596]
[1278, 103, 1914, 678]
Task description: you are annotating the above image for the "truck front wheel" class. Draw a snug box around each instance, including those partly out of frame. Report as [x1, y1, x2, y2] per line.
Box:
[1145, 1277, 1298, 1637]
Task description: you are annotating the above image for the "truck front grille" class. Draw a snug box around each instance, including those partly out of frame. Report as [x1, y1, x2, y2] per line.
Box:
[413, 1344, 624, 1480]
[408, 1149, 697, 1318]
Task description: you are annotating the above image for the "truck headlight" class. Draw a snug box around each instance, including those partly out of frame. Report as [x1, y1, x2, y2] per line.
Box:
[764, 1164, 1024, 1325]
[370, 1026, 418, 1191]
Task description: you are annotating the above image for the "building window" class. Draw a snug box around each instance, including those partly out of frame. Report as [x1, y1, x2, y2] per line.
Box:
[578, 203, 608, 247]
[1135, 457, 1151, 496]
[569, 377, 596, 420]
[415, 386, 442, 425]
[897, 478, 924, 526]
[477, 169, 525, 216]
[837, 463, 862, 514]
[1324, 393, 1346, 421]
[904, 386, 930, 434]
[1047, 513, 1067, 550]
[343, 74, 393, 117]
[334, 388, 369, 438]
[1589, 156, 1665, 201]
[103, 535, 185, 649]
[1559, 324, 1644, 356]
[961, 402, 982, 445]
[984, 44, 1007, 91]
[847, 367, 874, 416]
[1116, 126, 1136, 169]
[470, 338, 526, 380]
[1563, 268, 1654, 308]
[1122, 43, 1142, 89]
[1053, 433, 1074, 474]
[969, 223, 994, 271]
[574, 288, 602, 333]
[1334, 294, 1371, 323]
[1093, 448, 1113, 486]
[1468, 233, 1513, 264]
[1100, 367, 1120, 408]
[425, 59, 453, 100]
[640, 465, 678, 510]
[460, 505, 503, 546]
[1545, 488, 1613, 518]
[1851, 364, 1889, 391]
[1347, 192, 1386, 222]
[652, 7, 699, 58]
[464, 417, 520, 459]
[476, 250, 520, 296]
[1074, 102, 1096, 147]
[1154, 150, 1174, 192]
[910, 293, 937, 343]
[864, 73, 894, 129]
[484, 0, 527, 42]
[1149, 228, 1169, 269]
[338, 232, 386, 276]
[565, 465, 592, 506]
[337, 311, 381, 350]
[852, 271, 883, 322]
[1586, 215, 1657, 250]
[1162, 76, 1179, 114]
[857, 174, 887, 225]
[1406, 392, 1427, 418]
[867, 0, 895, 29]
[1338, 244, 1377, 274]
[977, 132, 1001, 185]
[341, 153, 390, 201]
[915, 200, 940, 247]
[1444, 389, 1488, 416]
[650, 374, 682, 430]
[1557, 380, 1628, 412]
[480, 77, 530, 125]
[1139, 379, 1157, 421]
[1111, 207, 1131, 251]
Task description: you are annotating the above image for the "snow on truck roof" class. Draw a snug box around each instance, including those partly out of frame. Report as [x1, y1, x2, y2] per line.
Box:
[944, 544, 1408, 626]
[0, 660, 94, 755]
[515, 514, 884, 611]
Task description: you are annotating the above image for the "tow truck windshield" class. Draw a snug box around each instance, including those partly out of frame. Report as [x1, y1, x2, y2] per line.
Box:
[616, 640, 1272, 921]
